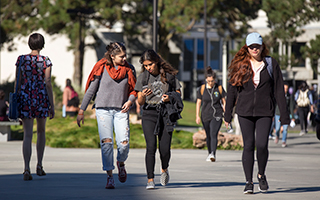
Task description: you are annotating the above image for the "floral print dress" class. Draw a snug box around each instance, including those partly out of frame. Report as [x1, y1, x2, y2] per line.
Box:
[16, 55, 52, 118]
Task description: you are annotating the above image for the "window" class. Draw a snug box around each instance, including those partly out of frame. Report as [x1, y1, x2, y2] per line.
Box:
[183, 39, 194, 71]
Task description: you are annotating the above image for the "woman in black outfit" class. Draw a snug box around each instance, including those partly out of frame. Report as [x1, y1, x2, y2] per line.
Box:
[135, 50, 182, 190]
[224, 32, 290, 194]
[196, 67, 226, 162]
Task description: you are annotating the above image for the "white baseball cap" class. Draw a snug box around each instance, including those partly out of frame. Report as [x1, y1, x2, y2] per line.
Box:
[246, 32, 263, 46]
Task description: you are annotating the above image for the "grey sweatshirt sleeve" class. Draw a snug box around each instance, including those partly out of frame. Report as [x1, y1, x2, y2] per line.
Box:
[128, 94, 136, 103]
[80, 78, 100, 111]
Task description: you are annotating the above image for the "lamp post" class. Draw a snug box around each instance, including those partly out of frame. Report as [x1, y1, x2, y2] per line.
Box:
[153, 0, 158, 52]
[204, 0, 207, 69]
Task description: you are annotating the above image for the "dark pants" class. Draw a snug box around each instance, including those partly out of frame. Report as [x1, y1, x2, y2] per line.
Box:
[238, 116, 272, 182]
[202, 118, 222, 155]
[142, 109, 172, 179]
[298, 106, 309, 132]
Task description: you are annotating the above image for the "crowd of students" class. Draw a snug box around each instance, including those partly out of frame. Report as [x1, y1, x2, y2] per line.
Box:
[9, 32, 320, 194]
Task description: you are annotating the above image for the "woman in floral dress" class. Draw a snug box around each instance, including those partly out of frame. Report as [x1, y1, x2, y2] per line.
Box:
[15, 33, 55, 181]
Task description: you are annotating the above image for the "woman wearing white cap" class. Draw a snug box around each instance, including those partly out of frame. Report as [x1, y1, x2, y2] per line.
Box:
[224, 32, 290, 194]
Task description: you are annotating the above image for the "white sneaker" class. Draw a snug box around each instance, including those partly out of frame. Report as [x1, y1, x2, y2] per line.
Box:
[299, 131, 305, 136]
[227, 129, 234, 133]
[146, 180, 155, 190]
[160, 170, 169, 186]
[206, 152, 215, 162]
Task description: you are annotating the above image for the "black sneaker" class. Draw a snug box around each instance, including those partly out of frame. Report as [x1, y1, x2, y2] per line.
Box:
[257, 174, 269, 192]
[243, 182, 253, 194]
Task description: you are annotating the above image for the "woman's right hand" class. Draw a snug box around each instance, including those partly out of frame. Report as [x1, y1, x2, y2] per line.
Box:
[196, 116, 201, 124]
[77, 110, 84, 127]
[49, 107, 55, 119]
[224, 121, 229, 129]
[142, 88, 152, 97]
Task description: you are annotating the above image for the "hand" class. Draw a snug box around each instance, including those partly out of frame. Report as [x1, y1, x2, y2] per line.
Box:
[49, 107, 55, 119]
[142, 88, 152, 97]
[196, 116, 201, 124]
[77, 111, 84, 127]
[161, 94, 169, 102]
[121, 100, 132, 113]
[224, 122, 229, 129]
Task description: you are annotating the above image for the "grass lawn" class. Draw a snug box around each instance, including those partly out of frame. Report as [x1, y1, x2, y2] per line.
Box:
[11, 101, 199, 149]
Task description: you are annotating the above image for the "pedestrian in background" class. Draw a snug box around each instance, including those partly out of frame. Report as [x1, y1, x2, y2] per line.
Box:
[294, 81, 314, 136]
[135, 49, 183, 190]
[15, 33, 55, 181]
[77, 42, 137, 189]
[274, 82, 294, 147]
[0, 90, 9, 121]
[196, 66, 226, 162]
[224, 32, 290, 194]
[62, 79, 79, 117]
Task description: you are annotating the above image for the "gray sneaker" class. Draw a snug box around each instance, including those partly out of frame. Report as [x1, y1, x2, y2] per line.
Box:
[160, 170, 170, 186]
[146, 180, 155, 190]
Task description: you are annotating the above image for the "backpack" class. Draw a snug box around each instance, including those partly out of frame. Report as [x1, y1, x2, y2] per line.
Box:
[296, 89, 310, 107]
[67, 87, 79, 107]
[265, 56, 273, 80]
[200, 84, 223, 96]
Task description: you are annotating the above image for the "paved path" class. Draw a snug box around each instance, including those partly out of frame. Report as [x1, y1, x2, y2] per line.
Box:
[0, 133, 319, 200]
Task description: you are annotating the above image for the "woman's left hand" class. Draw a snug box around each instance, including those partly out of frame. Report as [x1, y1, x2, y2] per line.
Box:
[162, 94, 170, 102]
[121, 100, 132, 113]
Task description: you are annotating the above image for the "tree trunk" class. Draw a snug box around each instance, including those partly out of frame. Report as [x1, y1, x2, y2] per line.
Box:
[73, 19, 85, 89]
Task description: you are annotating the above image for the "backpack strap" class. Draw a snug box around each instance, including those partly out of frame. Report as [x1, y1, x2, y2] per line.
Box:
[141, 70, 150, 86]
[265, 56, 273, 80]
[200, 84, 205, 95]
[218, 85, 223, 96]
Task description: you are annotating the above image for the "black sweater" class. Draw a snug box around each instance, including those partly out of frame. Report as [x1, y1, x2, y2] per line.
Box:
[224, 57, 290, 125]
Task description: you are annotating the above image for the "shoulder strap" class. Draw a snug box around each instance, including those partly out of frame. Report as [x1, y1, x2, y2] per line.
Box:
[265, 56, 273, 80]
[218, 85, 223, 96]
[141, 70, 150, 86]
[166, 73, 176, 91]
[200, 84, 205, 95]
[15, 56, 23, 93]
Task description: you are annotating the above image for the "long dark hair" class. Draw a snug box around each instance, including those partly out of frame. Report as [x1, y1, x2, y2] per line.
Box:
[228, 42, 269, 87]
[104, 42, 126, 67]
[299, 81, 308, 92]
[66, 79, 74, 91]
[139, 49, 178, 83]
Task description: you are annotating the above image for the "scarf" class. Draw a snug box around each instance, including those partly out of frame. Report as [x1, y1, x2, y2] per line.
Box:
[85, 58, 137, 98]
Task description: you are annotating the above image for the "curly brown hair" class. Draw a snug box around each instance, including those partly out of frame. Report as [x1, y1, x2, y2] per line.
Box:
[228, 43, 269, 87]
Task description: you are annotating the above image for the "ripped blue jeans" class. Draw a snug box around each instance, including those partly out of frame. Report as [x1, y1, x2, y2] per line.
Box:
[96, 108, 130, 171]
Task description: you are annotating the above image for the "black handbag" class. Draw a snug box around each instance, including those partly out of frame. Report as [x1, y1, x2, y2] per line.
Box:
[8, 56, 22, 120]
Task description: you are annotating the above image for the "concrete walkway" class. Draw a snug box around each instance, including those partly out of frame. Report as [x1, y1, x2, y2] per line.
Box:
[0, 132, 319, 200]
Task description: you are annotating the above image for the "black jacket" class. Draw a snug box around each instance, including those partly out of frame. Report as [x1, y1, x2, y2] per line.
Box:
[224, 57, 290, 125]
[154, 91, 184, 135]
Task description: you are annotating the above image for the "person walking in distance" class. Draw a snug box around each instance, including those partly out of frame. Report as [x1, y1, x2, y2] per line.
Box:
[274, 82, 294, 147]
[15, 33, 55, 181]
[62, 79, 79, 117]
[224, 32, 290, 194]
[295, 81, 314, 136]
[196, 66, 226, 162]
[77, 42, 137, 189]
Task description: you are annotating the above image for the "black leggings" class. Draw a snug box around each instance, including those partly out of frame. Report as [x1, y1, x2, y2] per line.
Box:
[298, 106, 309, 131]
[142, 109, 172, 179]
[238, 116, 272, 182]
[202, 118, 222, 155]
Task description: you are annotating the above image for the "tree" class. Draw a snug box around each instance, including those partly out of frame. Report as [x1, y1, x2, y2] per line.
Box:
[38, 0, 130, 88]
[0, 0, 42, 49]
[300, 35, 320, 73]
[122, 0, 261, 59]
[262, 0, 320, 69]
